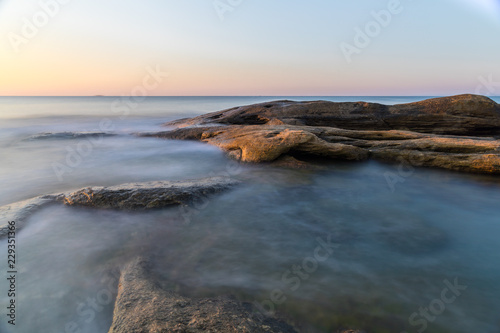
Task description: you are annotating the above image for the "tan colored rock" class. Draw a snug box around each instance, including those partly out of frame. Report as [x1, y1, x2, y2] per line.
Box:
[108, 257, 297, 333]
[147, 95, 500, 174]
[204, 126, 369, 163]
[146, 126, 369, 163]
[371, 150, 500, 174]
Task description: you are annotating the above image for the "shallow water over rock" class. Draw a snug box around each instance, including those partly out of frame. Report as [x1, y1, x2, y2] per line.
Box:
[1, 160, 500, 333]
[1, 97, 500, 333]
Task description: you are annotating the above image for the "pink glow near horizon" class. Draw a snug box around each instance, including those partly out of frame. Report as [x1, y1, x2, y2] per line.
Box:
[0, 0, 499, 96]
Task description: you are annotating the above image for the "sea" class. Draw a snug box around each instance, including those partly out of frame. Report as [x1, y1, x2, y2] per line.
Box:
[0, 96, 500, 333]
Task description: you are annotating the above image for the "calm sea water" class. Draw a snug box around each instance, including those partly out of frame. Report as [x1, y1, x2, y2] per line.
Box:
[0, 96, 500, 333]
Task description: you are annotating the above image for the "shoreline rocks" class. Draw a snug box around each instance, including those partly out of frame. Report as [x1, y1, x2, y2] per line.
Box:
[27, 132, 116, 141]
[144, 94, 500, 174]
[0, 177, 239, 238]
[108, 257, 298, 333]
[63, 177, 239, 210]
[165, 94, 500, 136]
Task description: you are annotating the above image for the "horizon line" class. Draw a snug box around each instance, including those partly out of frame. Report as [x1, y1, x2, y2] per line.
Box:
[1, 94, 497, 98]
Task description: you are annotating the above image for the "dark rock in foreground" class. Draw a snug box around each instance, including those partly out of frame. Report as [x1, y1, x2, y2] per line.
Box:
[146, 95, 500, 174]
[62, 177, 239, 210]
[108, 257, 298, 333]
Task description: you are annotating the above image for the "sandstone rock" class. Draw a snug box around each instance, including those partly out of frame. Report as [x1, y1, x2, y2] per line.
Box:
[164, 94, 500, 136]
[145, 124, 500, 174]
[147, 95, 500, 174]
[270, 155, 326, 170]
[145, 126, 369, 163]
[108, 257, 298, 333]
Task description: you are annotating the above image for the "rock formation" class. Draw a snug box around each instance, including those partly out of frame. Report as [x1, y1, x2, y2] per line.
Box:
[144, 95, 500, 174]
[108, 257, 298, 333]
[166, 94, 500, 136]
[62, 177, 239, 210]
[0, 177, 238, 237]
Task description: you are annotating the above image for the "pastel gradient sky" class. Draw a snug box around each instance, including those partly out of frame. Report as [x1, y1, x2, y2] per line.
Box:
[0, 0, 499, 96]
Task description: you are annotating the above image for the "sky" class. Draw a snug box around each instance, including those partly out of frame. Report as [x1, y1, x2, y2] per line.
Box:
[0, 0, 499, 96]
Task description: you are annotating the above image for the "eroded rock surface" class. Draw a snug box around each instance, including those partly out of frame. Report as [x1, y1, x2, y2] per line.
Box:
[108, 257, 298, 333]
[0, 177, 238, 238]
[166, 94, 500, 136]
[145, 95, 500, 174]
[62, 177, 239, 210]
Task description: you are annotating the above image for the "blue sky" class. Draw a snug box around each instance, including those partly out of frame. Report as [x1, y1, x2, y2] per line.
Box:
[0, 0, 499, 95]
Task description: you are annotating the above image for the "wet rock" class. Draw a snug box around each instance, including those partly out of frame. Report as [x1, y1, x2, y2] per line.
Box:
[0, 177, 239, 238]
[62, 177, 240, 210]
[27, 132, 116, 140]
[108, 257, 298, 333]
[146, 95, 500, 174]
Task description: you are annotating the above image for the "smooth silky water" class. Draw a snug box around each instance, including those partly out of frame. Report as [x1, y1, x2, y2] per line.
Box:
[1, 97, 499, 333]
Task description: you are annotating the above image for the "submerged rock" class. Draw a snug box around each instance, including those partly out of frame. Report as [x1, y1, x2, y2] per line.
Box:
[146, 95, 500, 174]
[108, 257, 298, 333]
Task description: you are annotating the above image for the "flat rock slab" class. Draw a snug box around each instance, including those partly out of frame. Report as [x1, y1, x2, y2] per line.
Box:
[27, 132, 116, 140]
[0, 177, 239, 238]
[63, 177, 240, 210]
[108, 257, 298, 333]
